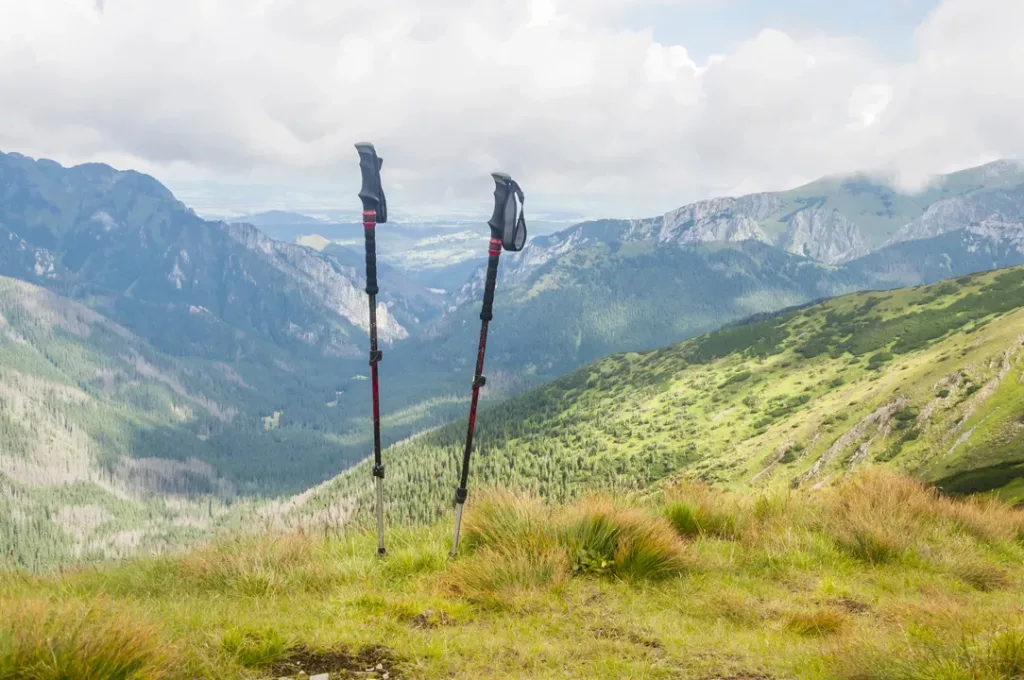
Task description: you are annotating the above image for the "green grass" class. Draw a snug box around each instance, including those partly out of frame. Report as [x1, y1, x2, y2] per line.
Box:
[2, 471, 1023, 679]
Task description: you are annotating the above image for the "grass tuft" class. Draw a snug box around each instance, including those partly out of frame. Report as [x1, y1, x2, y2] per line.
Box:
[948, 557, 1013, 592]
[460, 488, 554, 553]
[785, 607, 849, 637]
[560, 496, 688, 581]
[938, 494, 1024, 544]
[811, 470, 1024, 566]
[663, 480, 742, 539]
[817, 469, 937, 563]
[443, 545, 570, 599]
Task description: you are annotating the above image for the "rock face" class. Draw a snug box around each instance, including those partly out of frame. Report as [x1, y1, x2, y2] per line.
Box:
[889, 187, 1024, 251]
[660, 194, 782, 246]
[781, 209, 871, 264]
[224, 223, 407, 346]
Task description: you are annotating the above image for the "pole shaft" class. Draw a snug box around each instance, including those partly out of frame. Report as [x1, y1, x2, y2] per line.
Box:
[364, 210, 386, 556]
[451, 239, 502, 556]
[375, 477, 385, 554]
[457, 320, 489, 486]
[451, 503, 465, 556]
[369, 295, 382, 469]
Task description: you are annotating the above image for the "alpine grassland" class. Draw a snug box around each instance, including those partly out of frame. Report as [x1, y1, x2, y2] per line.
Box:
[2, 470, 1023, 679]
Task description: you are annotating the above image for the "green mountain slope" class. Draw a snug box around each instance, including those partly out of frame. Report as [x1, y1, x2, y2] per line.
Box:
[288, 266, 1024, 530]
[426, 240, 870, 383]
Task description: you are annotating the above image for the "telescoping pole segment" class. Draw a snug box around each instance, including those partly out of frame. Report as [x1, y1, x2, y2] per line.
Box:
[355, 142, 388, 557]
[451, 172, 527, 557]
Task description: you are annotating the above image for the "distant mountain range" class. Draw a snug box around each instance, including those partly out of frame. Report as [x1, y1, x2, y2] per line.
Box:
[229, 210, 327, 227]
[230, 209, 582, 282]
[434, 160, 1024, 381]
[649, 160, 1024, 265]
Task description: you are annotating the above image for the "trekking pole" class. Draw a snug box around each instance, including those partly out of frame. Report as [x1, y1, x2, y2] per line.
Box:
[450, 172, 528, 557]
[355, 142, 388, 557]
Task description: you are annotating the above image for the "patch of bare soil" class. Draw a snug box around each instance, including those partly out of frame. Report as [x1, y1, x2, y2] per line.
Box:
[266, 644, 402, 679]
[831, 596, 872, 614]
[408, 609, 455, 629]
[591, 625, 662, 649]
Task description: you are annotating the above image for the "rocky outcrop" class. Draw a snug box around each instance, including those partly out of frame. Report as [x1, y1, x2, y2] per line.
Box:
[659, 194, 782, 246]
[781, 209, 871, 264]
[225, 223, 407, 345]
[889, 185, 1024, 249]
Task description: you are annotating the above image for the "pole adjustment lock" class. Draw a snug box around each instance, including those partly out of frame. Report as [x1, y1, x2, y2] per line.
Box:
[454, 486, 468, 504]
[473, 375, 487, 388]
[370, 350, 383, 365]
[373, 464, 385, 479]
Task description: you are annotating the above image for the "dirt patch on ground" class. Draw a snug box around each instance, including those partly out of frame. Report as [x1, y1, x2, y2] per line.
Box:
[831, 596, 871, 614]
[408, 610, 455, 629]
[591, 625, 662, 649]
[701, 675, 773, 680]
[266, 644, 402, 678]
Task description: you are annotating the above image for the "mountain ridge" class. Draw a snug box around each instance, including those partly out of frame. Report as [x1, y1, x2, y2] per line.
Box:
[0, 150, 420, 363]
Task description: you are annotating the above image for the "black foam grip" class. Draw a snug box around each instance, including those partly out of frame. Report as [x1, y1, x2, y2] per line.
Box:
[480, 253, 500, 322]
[488, 173, 512, 241]
[355, 143, 386, 221]
[364, 226, 379, 296]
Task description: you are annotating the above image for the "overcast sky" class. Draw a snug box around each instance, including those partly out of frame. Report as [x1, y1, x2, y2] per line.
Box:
[2, 0, 1022, 219]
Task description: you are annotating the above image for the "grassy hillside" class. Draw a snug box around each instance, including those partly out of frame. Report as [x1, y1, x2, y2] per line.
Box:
[1, 471, 1022, 679]
[425, 240, 870, 381]
[288, 266, 1024, 532]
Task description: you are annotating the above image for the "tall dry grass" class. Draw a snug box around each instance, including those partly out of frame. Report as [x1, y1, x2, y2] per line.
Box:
[0, 598, 174, 680]
[663, 479, 743, 540]
[813, 469, 1024, 565]
[659, 469, 1024, 567]
[176, 532, 343, 596]
[453, 470, 1024, 596]
[831, 623, 1024, 679]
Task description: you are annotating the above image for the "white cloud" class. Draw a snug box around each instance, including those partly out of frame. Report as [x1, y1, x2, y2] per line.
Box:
[1, 0, 1023, 217]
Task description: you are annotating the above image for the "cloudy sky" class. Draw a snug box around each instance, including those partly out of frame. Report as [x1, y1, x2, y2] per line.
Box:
[1, 0, 1022, 219]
